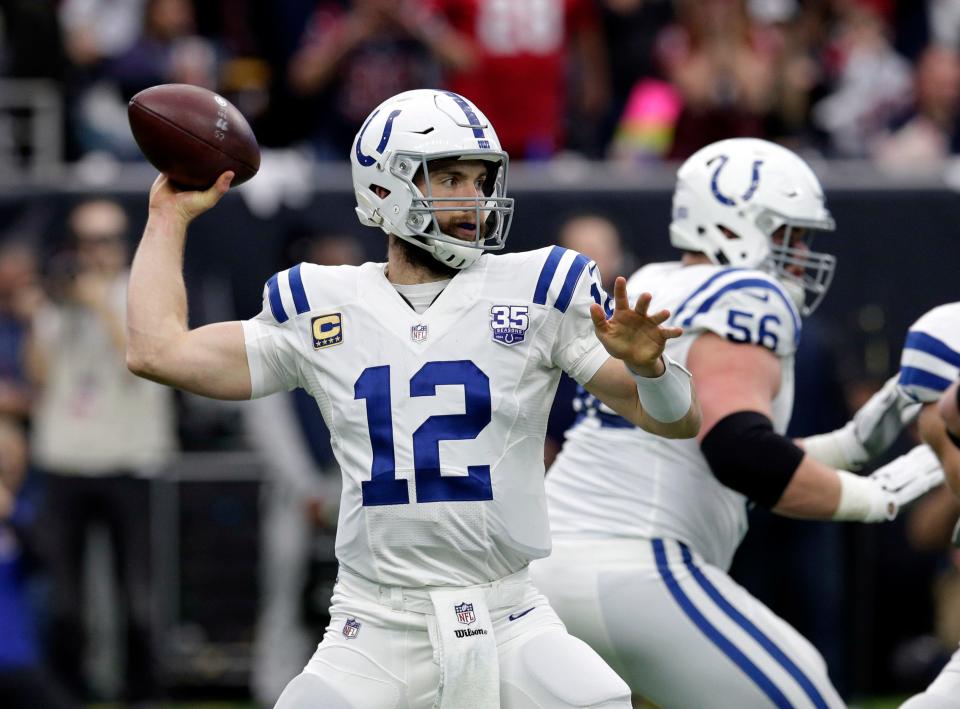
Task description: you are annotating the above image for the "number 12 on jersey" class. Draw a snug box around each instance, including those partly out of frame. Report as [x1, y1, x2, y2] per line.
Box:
[354, 360, 494, 506]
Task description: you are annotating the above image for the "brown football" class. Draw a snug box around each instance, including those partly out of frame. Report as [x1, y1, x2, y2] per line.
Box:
[128, 83, 260, 189]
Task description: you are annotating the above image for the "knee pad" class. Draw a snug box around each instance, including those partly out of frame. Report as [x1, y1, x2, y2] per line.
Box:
[509, 631, 631, 708]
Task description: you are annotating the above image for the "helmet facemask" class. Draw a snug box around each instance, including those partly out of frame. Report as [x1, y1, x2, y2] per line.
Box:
[386, 150, 514, 268]
[756, 211, 836, 316]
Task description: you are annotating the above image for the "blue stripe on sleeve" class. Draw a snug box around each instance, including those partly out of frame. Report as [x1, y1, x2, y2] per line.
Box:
[553, 253, 591, 313]
[899, 366, 953, 393]
[288, 264, 310, 315]
[266, 273, 288, 323]
[904, 331, 960, 369]
[533, 246, 566, 305]
[652, 540, 791, 708]
[682, 278, 801, 345]
[679, 543, 830, 709]
[671, 268, 744, 324]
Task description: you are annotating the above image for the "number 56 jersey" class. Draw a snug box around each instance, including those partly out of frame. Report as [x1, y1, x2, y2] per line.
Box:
[242, 247, 610, 588]
[546, 262, 801, 571]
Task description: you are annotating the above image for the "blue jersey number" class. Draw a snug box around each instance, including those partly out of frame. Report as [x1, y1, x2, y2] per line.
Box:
[355, 360, 493, 507]
[726, 310, 780, 351]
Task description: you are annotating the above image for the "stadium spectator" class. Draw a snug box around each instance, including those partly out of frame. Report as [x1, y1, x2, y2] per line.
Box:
[656, 0, 779, 159]
[811, 0, 913, 157]
[285, 0, 457, 159]
[0, 241, 42, 423]
[27, 199, 177, 704]
[598, 0, 677, 159]
[872, 44, 960, 173]
[0, 417, 78, 709]
[424, 0, 611, 159]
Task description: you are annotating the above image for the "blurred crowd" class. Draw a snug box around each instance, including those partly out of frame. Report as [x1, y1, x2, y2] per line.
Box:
[3, 0, 960, 171]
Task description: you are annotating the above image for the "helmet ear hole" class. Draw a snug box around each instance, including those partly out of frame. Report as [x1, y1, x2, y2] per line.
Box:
[371, 184, 391, 198]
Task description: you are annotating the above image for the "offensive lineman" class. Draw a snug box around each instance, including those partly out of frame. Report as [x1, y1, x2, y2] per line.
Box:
[532, 138, 944, 708]
[125, 89, 700, 708]
[898, 303, 960, 709]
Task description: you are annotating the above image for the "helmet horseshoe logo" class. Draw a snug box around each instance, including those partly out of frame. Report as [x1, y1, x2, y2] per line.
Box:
[355, 109, 403, 167]
[709, 155, 764, 206]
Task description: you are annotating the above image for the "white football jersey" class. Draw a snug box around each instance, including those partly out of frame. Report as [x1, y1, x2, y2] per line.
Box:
[242, 247, 610, 587]
[546, 262, 801, 571]
[898, 302, 960, 403]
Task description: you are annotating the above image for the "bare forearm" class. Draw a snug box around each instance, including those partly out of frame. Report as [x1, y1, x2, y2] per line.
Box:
[126, 210, 190, 377]
[772, 456, 842, 519]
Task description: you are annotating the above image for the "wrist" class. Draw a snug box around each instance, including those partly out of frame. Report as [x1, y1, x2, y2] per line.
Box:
[802, 422, 868, 471]
[832, 471, 895, 522]
[630, 354, 692, 423]
[627, 355, 666, 379]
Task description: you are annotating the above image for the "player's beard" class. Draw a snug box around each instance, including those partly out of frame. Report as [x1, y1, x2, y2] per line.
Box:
[390, 235, 460, 279]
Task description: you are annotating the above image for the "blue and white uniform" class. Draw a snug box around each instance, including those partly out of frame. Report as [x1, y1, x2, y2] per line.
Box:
[246, 247, 631, 709]
[899, 303, 960, 709]
[898, 303, 960, 404]
[533, 262, 845, 709]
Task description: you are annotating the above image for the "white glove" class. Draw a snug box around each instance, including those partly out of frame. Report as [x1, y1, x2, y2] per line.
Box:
[803, 376, 922, 471]
[833, 445, 944, 522]
[869, 444, 944, 512]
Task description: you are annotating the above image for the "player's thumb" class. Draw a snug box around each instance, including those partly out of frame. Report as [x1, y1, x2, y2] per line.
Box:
[589, 303, 607, 330]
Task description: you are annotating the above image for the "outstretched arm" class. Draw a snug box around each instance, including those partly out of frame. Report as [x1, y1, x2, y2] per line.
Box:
[584, 278, 700, 439]
[126, 172, 253, 400]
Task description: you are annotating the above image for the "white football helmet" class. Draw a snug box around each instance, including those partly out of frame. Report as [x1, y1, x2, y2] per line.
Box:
[351, 89, 514, 270]
[669, 138, 837, 315]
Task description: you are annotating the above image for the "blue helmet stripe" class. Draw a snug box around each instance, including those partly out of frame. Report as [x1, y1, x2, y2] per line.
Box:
[443, 91, 486, 139]
[899, 366, 953, 394]
[903, 331, 960, 369]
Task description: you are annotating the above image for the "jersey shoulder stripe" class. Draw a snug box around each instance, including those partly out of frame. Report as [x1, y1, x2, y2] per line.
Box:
[532, 246, 591, 313]
[264, 263, 314, 324]
[288, 263, 310, 315]
[672, 269, 800, 346]
[671, 267, 747, 324]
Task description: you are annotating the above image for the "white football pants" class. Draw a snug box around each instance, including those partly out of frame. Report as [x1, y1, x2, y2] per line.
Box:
[901, 644, 960, 708]
[274, 566, 631, 709]
[531, 537, 846, 709]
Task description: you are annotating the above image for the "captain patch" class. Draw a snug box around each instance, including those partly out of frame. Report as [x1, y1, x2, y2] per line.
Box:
[312, 313, 343, 349]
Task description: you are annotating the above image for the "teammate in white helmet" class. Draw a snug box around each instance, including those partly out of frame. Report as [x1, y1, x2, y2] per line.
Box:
[124, 89, 701, 708]
[532, 137, 944, 708]
[894, 303, 960, 709]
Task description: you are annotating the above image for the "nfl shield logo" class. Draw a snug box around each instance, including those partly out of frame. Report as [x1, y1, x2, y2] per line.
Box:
[411, 323, 428, 343]
[342, 617, 361, 639]
[455, 602, 476, 625]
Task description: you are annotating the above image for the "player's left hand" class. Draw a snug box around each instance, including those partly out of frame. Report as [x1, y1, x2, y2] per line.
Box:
[868, 444, 945, 518]
[591, 277, 682, 377]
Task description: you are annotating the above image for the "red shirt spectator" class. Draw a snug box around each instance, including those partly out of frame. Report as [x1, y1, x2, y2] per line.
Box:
[425, 0, 608, 159]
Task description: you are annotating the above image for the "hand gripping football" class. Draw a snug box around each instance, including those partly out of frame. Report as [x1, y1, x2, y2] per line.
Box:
[128, 83, 260, 190]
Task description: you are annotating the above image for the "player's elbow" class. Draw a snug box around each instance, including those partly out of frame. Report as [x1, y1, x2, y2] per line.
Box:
[126, 346, 163, 382]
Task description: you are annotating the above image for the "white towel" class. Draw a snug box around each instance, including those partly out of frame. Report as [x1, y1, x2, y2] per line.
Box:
[428, 587, 500, 709]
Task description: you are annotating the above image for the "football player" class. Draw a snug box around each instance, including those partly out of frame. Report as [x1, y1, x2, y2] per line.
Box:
[896, 303, 960, 709]
[532, 138, 944, 708]
[125, 89, 700, 708]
